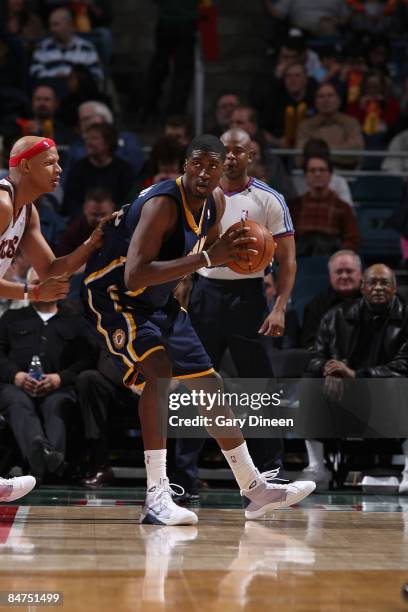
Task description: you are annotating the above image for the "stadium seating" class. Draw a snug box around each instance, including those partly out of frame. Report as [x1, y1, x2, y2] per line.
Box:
[349, 176, 404, 260]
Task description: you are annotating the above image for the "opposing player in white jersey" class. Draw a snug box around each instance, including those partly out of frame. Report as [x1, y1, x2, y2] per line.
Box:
[174, 128, 297, 495]
[0, 135, 104, 502]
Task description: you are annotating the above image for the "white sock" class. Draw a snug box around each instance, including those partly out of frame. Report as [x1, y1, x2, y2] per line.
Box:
[144, 449, 167, 488]
[222, 442, 258, 490]
[402, 439, 408, 473]
[305, 440, 325, 469]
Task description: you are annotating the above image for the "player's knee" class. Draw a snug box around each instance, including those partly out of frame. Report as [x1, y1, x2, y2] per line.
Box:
[205, 370, 223, 389]
[139, 349, 173, 381]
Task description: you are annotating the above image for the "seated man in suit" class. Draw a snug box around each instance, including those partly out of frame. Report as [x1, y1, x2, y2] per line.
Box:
[0, 268, 95, 483]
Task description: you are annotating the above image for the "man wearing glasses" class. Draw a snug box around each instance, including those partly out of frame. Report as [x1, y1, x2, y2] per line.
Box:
[302, 264, 408, 493]
[288, 155, 359, 256]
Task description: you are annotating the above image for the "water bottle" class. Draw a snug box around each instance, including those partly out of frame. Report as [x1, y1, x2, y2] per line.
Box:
[28, 355, 43, 396]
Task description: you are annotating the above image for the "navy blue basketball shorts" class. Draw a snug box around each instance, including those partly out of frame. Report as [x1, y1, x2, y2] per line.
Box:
[82, 288, 214, 387]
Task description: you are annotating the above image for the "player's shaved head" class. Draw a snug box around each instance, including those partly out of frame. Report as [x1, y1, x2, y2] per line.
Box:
[221, 128, 252, 147]
[10, 136, 47, 158]
[8, 136, 61, 197]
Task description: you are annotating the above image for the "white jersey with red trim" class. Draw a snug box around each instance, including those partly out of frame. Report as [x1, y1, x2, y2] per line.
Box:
[199, 177, 294, 280]
[0, 178, 27, 279]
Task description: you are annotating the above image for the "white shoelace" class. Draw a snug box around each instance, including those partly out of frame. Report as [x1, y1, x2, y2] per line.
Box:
[161, 482, 185, 498]
[259, 468, 290, 487]
[151, 481, 186, 511]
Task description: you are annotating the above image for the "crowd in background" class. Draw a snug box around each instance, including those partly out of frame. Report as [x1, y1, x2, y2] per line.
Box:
[1, 0, 408, 491]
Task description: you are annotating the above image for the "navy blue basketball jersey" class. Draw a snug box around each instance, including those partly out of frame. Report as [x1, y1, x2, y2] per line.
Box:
[83, 177, 217, 311]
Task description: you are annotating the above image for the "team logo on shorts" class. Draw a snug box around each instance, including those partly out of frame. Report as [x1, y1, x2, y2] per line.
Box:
[112, 328, 126, 349]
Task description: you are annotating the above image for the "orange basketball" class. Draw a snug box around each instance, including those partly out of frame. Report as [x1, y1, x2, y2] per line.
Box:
[226, 220, 276, 275]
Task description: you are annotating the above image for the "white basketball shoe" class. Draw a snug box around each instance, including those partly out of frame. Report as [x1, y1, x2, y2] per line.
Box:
[0, 475, 36, 502]
[241, 469, 316, 519]
[140, 478, 198, 525]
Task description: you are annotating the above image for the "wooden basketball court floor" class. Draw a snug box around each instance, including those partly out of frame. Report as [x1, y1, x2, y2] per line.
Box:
[0, 487, 407, 612]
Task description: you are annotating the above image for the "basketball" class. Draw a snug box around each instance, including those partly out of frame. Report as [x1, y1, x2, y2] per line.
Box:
[225, 220, 276, 274]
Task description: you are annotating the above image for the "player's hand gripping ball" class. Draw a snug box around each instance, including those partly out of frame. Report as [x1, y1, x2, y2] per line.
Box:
[226, 220, 276, 274]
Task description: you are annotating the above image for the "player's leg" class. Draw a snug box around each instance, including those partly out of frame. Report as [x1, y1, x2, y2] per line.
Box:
[136, 349, 198, 526]
[174, 275, 228, 492]
[166, 309, 316, 518]
[182, 371, 316, 519]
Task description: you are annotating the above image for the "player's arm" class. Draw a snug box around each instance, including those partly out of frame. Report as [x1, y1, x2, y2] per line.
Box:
[0, 195, 65, 301]
[20, 205, 104, 279]
[204, 186, 225, 247]
[124, 195, 253, 291]
[259, 234, 296, 336]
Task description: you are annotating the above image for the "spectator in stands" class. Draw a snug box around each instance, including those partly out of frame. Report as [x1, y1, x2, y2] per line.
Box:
[12, 83, 76, 145]
[77, 344, 137, 488]
[301, 250, 362, 349]
[35, 194, 66, 252]
[247, 160, 269, 182]
[251, 62, 317, 147]
[230, 105, 295, 199]
[382, 129, 408, 173]
[163, 114, 192, 149]
[62, 123, 135, 219]
[348, 0, 397, 35]
[0, 28, 26, 93]
[340, 41, 369, 112]
[247, 139, 274, 184]
[280, 31, 326, 82]
[36, 0, 113, 65]
[57, 188, 114, 255]
[57, 64, 110, 129]
[4, 0, 45, 51]
[365, 36, 392, 78]
[207, 91, 241, 137]
[141, 136, 185, 189]
[296, 83, 364, 169]
[289, 155, 360, 256]
[264, 0, 350, 37]
[0, 267, 95, 483]
[303, 264, 408, 493]
[319, 45, 344, 87]
[29, 7, 103, 93]
[37, 0, 112, 29]
[138, 1, 197, 121]
[347, 70, 400, 141]
[62, 100, 144, 180]
[293, 139, 354, 206]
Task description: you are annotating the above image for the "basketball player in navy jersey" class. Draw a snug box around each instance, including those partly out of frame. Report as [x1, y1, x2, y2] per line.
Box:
[0, 135, 105, 502]
[82, 135, 315, 525]
[174, 127, 297, 494]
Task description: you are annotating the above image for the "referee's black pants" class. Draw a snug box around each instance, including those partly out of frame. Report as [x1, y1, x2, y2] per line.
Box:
[173, 276, 283, 489]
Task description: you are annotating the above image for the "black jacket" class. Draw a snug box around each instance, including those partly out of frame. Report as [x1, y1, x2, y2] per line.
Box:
[307, 296, 408, 378]
[301, 287, 362, 350]
[0, 305, 96, 386]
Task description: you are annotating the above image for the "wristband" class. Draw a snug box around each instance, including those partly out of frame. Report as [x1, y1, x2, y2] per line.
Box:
[23, 282, 28, 301]
[33, 285, 40, 301]
[202, 250, 212, 267]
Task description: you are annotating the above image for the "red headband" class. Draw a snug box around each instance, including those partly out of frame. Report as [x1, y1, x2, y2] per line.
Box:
[9, 138, 56, 168]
